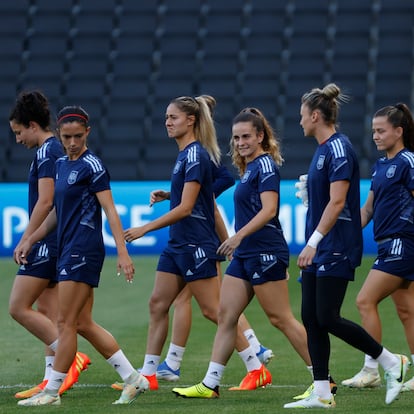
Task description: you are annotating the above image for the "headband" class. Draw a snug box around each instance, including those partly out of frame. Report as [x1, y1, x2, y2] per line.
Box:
[57, 113, 88, 124]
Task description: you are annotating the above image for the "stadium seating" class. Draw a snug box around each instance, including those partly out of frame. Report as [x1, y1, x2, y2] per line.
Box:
[1, 0, 413, 181]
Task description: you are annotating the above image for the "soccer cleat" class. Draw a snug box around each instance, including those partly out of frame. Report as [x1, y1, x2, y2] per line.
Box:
[401, 375, 414, 392]
[58, 351, 91, 395]
[156, 360, 180, 381]
[111, 372, 158, 391]
[284, 391, 336, 409]
[384, 354, 409, 404]
[15, 379, 48, 399]
[111, 381, 123, 391]
[293, 376, 337, 400]
[17, 391, 61, 406]
[172, 382, 219, 398]
[256, 345, 274, 366]
[229, 364, 272, 391]
[341, 367, 381, 388]
[112, 373, 149, 405]
[143, 373, 159, 390]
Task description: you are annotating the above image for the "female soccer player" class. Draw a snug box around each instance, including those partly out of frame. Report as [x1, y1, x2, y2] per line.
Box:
[284, 84, 408, 409]
[123, 95, 269, 392]
[16, 106, 148, 406]
[172, 107, 312, 398]
[342, 103, 414, 391]
[9, 91, 90, 399]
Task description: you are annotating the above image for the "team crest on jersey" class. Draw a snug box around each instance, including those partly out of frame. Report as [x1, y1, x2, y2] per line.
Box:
[173, 160, 182, 175]
[241, 170, 251, 183]
[67, 170, 78, 184]
[317, 155, 325, 170]
[386, 165, 396, 178]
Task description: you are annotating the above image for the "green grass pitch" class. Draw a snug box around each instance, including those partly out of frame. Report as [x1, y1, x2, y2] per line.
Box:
[0, 255, 412, 413]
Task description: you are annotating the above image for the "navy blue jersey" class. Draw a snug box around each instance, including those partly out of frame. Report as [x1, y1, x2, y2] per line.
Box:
[370, 149, 414, 240]
[28, 136, 64, 256]
[211, 162, 235, 197]
[306, 133, 362, 269]
[168, 141, 219, 255]
[233, 154, 289, 263]
[54, 150, 110, 261]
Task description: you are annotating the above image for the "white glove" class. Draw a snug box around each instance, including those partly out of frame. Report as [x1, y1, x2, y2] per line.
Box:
[295, 174, 308, 207]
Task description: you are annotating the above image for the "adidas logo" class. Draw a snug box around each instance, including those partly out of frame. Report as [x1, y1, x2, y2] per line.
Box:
[60, 269, 67, 275]
[186, 269, 193, 276]
[318, 265, 325, 271]
[252, 272, 260, 279]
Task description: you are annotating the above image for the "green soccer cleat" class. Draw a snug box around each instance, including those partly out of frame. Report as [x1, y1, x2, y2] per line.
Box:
[172, 382, 219, 398]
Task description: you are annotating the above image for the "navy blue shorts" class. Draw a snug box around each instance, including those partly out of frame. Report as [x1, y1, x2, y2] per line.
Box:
[225, 254, 287, 285]
[308, 256, 355, 281]
[17, 241, 58, 283]
[372, 236, 414, 281]
[157, 246, 217, 282]
[58, 253, 104, 288]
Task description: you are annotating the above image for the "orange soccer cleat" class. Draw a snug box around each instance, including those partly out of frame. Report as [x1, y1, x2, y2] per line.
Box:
[58, 352, 91, 395]
[15, 379, 48, 399]
[229, 364, 272, 391]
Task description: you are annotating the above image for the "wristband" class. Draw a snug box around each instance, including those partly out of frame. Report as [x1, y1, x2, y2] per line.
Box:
[307, 230, 323, 249]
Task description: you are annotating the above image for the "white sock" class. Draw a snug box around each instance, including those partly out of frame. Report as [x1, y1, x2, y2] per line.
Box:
[238, 345, 261, 372]
[314, 380, 331, 399]
[44, 356, 54, 381]
[140, 354, 160, 376]
[307, 365, 313, 379]
[243, 329, 261, 354]
[48, 340, 58, 353]
[106, 349, 136, 381]
[44, 369, 66, 394]
[375, 348, 399, 371]
[203, 361, 225, 389]
[364, 354, 379, 370]
[165, 343, 185, 371]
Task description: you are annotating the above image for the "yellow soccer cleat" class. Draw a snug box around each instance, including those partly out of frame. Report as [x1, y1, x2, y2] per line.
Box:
[293, 375, 337, 400]
[172, 382, 219, 398]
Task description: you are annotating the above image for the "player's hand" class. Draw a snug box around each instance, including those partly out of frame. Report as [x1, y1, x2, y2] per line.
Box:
[217, 235, 241, 257]
[13, 240, 32, 265]
[117, 253, 135, 283]
[297, 244, 316, 269]
[124, 226, 146, 242]
[149, 190, 170, 207]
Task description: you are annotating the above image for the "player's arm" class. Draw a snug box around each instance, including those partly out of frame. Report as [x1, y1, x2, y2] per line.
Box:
[217, 190, 277, 257]
[16, 178, 54, 243]
[361, 190, 374, 228]
[97, 189, 135, 282]
[297, 179, 349, 269]
[125, 181, 200, 242]
[15, 207, 57, 264]
[214, 199, 229, 243]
